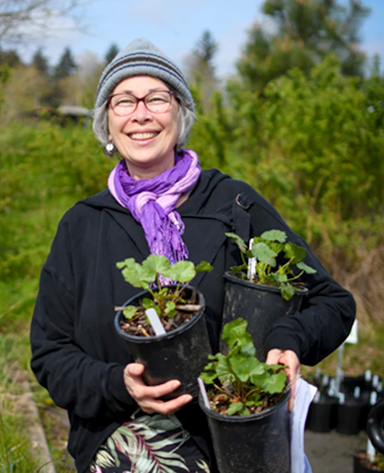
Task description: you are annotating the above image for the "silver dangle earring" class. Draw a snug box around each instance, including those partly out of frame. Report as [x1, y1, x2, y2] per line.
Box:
[103, 141, 116, 157]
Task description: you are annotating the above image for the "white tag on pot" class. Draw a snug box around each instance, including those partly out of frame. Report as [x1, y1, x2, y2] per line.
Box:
[345, 319, 358, 344]
[247, 237, 256, 279]
[198, 377, 211, 410]
[145, 308, 166, 336]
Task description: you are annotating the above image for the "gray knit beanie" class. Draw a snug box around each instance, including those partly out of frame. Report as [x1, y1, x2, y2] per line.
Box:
[95, 38, 194, 111]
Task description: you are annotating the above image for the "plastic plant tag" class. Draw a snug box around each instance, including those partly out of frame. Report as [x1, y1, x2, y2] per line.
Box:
[247, 237, 256, 279]
[198, 377, 211, 410]
[345, 319, 358, 344]
[367, 438, 376, 463]
[145, 308, 166, 336]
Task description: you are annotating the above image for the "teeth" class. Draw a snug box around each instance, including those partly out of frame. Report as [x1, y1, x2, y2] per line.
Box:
[130, 132, 157, 140]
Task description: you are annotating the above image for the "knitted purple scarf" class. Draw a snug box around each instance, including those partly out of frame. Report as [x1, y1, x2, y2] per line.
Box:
[108, 149, 201, 265]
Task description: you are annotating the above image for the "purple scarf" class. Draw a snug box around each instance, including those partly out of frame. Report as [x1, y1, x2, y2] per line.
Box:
[108, 149, 201, 265]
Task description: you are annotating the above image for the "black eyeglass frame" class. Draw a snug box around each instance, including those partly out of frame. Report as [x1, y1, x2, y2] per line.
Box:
[108, 90, 175, 116]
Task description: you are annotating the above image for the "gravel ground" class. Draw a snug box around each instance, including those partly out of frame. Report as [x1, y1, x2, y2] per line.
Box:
[305, 429, 367, 473]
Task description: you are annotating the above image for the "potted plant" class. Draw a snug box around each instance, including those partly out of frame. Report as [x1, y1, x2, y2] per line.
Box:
[354, 451, 384, 473]
[115, 254, 213, 399]
[199, 318, 291, 473]
[223, 229, 316, 361]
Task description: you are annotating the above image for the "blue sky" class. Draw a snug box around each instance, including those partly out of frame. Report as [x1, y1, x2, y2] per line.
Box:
[23, 0, 384, 78]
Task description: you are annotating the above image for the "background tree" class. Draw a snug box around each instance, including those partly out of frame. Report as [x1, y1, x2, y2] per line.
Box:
[31, 47, 49, 74]
[54, 46, 77, 80]
[0, 0, 84, 45]
[185, 30, 219, 111]
[0, 48, 22, 67]
[105, 43, 119, 64]
[237, 0, 370, 91]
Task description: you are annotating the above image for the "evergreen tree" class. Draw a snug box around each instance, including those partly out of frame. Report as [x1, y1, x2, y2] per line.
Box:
[186, 30, 219, 111]
[237, 0, 370, 90]
[105, 43, 119, 64]
[32, 47, 49, 74]
[0, 48, 22, 67]
[54, 47, 77, 79]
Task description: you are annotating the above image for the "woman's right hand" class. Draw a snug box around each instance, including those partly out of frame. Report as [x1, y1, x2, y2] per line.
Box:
[123, 363, 193, 415]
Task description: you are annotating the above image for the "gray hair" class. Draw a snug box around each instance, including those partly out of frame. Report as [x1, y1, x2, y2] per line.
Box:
[92, 88, 196, 153]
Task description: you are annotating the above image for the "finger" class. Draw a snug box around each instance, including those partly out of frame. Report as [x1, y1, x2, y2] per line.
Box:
[137, 379, 182, 401]
[265, 349, 282, 365]
[141, 394, 193, 415]
[126, 363, 145, 377]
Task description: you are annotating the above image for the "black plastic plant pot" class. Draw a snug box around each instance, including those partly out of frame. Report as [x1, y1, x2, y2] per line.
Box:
[337, 400, 363, 435]
[115, 285, 211, 400]
[199, 390, 291, 473]
[222, 272, 307, 361]
[306, 396, 337, 433]
[367, 399, 384, 454]
[353, 450, 384, 473]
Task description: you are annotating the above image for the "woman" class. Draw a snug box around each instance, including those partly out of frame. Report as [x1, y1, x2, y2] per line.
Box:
[30, 38, 356, 473]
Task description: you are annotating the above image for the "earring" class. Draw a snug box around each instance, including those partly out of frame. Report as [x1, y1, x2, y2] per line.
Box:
[103, 141, 116, 157]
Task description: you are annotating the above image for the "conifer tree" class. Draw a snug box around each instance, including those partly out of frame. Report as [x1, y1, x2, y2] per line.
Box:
[105, 43, 119, 64]
[32, 47, 49, 74]
[54, 47, 77, 79]
[237, 0, 370, 90]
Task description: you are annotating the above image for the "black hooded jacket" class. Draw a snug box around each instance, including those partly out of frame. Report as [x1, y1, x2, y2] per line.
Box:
[30, 169, 356, 472]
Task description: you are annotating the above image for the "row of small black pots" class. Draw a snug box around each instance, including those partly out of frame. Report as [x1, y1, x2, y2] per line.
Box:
[306, 393, 375, 435]
[115, 275, 300, 473]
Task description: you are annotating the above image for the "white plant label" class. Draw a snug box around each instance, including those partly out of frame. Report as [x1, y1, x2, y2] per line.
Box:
[345, 319, 358, 344]
[145, 308, 166, 336]
[247, 237, 256, 279]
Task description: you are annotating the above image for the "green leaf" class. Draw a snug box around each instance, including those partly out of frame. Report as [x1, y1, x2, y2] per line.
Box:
[262, 371, 287, 394]
[167, 261, 196, 283]
[199, 371, 216, 385]
[230, 263, 247, 275]
[225, 232, 247, 253]
[227, 402, 244, 416]
[116, 258, 136, 270]
[239, 406, 251, 416]
[297, 261, 317, 274]
[229, 353, 264, 383]
[215, 353, 235, 385]
[142, 298, 155, 309]
[251, 242, 277, 267]
[122, 305, 139, 320]
[284, 242, 307, 264]
[195, 261, 213, 273]
[142, 254, 171, 278]
[280, 283, 295, 301]
[221, 318, 255, 355]
[164, 301, 177, 318]
[274, 272, 288, 283]
[261, 229, 287, 243]
[121, 265, 145, 288]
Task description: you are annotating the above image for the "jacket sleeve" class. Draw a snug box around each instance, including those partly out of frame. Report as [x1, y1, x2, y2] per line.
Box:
[242, 186, 356, 366]
[30, 216, 135, 421]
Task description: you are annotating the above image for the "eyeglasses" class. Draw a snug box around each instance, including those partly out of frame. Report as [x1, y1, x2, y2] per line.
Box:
[108, 90, 174, 116]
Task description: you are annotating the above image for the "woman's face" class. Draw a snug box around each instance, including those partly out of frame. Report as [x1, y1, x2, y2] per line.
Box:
[107, 75, 179, 180]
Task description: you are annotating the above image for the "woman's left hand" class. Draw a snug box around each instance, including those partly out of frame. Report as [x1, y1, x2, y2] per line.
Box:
[265, 349, 301, 412]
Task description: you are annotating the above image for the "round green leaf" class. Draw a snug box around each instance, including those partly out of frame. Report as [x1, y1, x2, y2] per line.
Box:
[251, 242, 277, 267]
[261, 229, 287, 243]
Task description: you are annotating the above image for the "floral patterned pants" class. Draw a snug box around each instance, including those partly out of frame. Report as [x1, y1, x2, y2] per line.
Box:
[89, 413, 211, 473]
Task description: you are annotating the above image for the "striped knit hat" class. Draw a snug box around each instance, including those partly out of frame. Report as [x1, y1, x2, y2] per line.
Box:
[95, 38, 194, 111]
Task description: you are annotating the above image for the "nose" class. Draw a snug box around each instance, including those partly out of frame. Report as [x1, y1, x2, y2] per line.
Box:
[131, 99, 152, 123]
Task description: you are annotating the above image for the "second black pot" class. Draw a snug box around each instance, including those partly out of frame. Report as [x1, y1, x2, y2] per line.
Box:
[367, 399, 384, 454]
[199, 390, 291, 473]
[115, 285, 211, 400]
[222, 272, 307, 361]
[353, 450, 383, 473]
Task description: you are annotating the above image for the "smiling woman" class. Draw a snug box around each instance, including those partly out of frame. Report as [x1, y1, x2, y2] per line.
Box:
[107, 76, 180, 179]
[30, 38, 356, 473]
